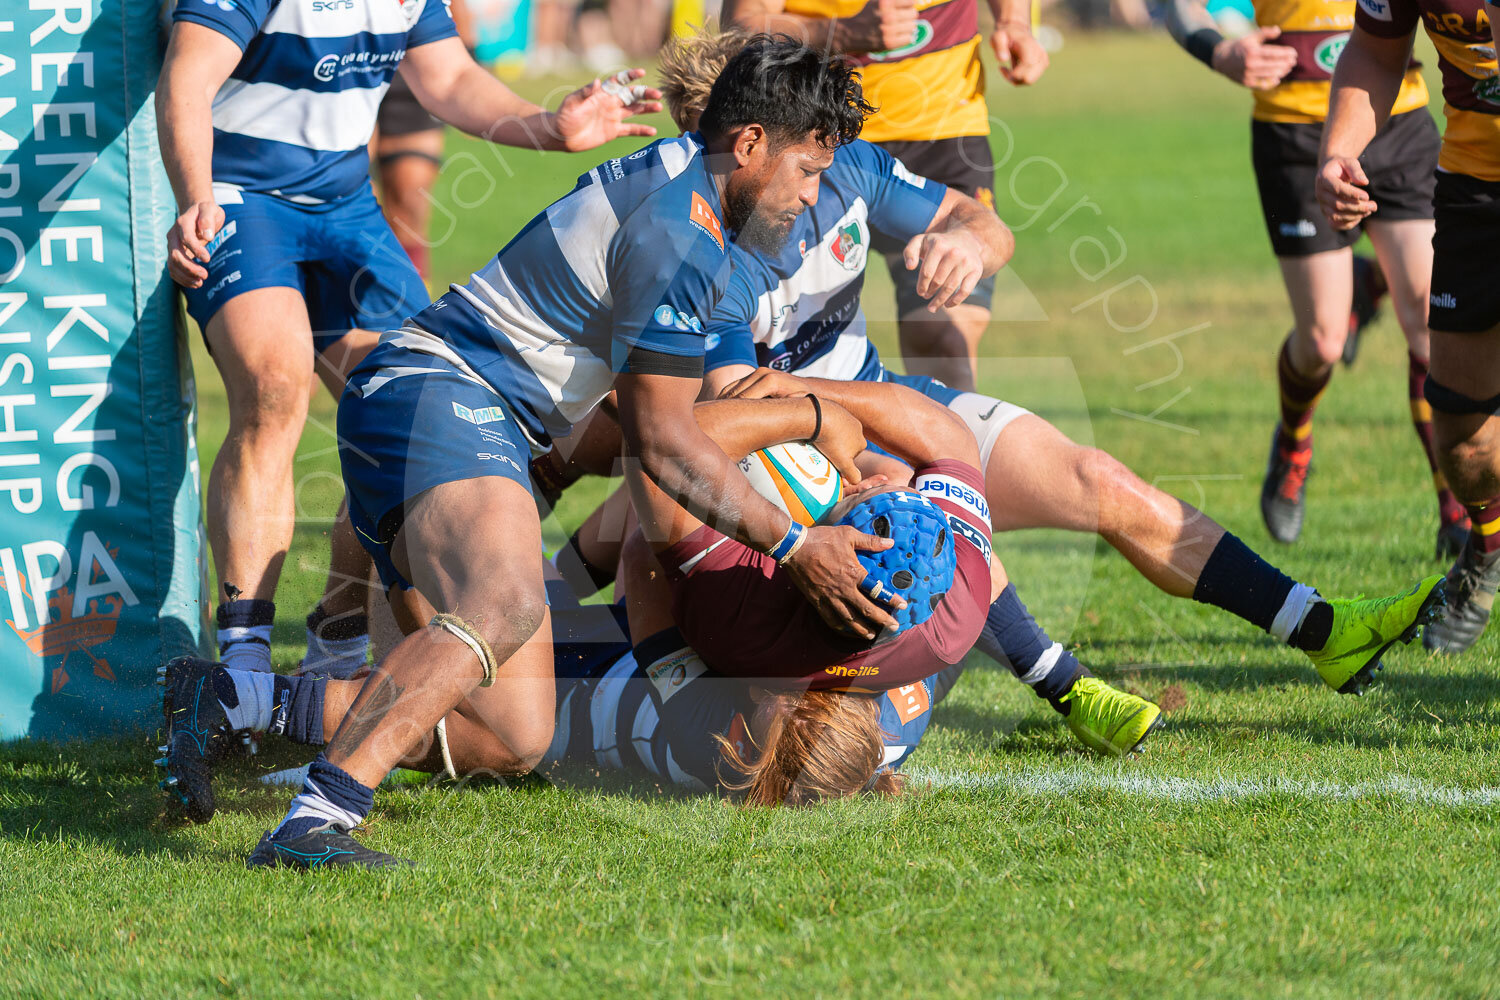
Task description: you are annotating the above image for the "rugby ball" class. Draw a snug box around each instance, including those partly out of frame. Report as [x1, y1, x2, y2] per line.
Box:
[739, 442, 844, 526]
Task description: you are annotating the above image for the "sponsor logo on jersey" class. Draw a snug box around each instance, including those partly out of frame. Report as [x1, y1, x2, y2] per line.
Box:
[653, 304, 702, 332]
[868, 20, 934, 61]
[311, 0, 355, 10]
[830, 221, 865, 271]
[203, 220, 237, 257]
[889, 682, 931, 724]
[314, 54, 339, 81]
[690, 191, 725, 251]
[1432, 291, 1458, 309]
[916, 473, 992, 529]
[948, 513, 992, 562]
[647, 649, 707, 703]
[1357, 0, 1392, 21]
[1315, 34, 1349, 73]
[452, 401, 507, 425]
[1475, 75, 1500, 106]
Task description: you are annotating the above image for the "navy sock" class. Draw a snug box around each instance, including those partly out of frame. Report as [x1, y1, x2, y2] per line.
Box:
[270, 674, 326, 745]
[273, 756, 374, 841]
[1192, 533, 1296, 633]
[976, 584, 1088, 713]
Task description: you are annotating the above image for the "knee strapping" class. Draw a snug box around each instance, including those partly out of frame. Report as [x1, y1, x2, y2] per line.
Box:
[430, 613, 498, 687]
[1424, 376, 1500, 416]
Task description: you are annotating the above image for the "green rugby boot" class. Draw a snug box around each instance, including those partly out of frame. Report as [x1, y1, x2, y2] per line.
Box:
[1306, 575, 1446, 694]
[1061, 677, 1163, 756]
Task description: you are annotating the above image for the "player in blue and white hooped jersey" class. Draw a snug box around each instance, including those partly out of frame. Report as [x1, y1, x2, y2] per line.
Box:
[214, 40, 922, 870]
[156, 0, 661, 683]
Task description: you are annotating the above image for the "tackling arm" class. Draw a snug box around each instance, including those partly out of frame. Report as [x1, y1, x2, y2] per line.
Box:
[722, 370, 980, 470]
[617, 373, 899, 637]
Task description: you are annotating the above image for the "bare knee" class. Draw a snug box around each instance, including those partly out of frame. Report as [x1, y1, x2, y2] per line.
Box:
[1076, 448, 1154, 536]
[1298, 320, 1348, 369]
[472, 585, 546, 652]
[227, 366, 311, 437]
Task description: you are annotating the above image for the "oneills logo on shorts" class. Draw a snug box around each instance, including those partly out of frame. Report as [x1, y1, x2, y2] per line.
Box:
[690, 191, 725, 251]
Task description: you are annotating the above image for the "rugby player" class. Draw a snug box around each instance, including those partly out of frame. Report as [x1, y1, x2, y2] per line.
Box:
[158, 386, 988, 849]
[157, 0, 659, 680]
[656, 30, 1443, 724]
[724, 0, 1049, 392]
[1165, 0, 1460, 554]
[1317, 0, 1500, 652]
[163, 40, 910, 868]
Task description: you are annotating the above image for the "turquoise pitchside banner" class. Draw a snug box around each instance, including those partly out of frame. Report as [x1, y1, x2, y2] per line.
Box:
[0, 1, 207, 740]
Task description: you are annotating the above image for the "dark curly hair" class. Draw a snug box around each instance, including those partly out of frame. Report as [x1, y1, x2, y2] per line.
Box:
[696, 35, 874, 149]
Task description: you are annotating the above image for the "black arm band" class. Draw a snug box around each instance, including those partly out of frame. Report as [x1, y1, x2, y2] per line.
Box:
[1185, 28, 1223, 68]
[808, 394, 822, 444]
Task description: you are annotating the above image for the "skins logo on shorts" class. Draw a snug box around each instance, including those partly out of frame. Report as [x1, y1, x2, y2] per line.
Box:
[689, 191, 725, 251]
[452, 401, 506, 425]
[831, 221, 865, 271]
[1356, 0, 1392, 21]
[1315, 34, 1348, 74]
[868, 20, 934, 62]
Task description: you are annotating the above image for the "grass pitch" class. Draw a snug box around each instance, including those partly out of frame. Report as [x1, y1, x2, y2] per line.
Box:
[4, 31, 1500, 999]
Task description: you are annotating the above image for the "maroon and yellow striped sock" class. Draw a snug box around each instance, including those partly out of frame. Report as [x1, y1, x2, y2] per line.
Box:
[1408, 352, 1470, 527]
[1466, 497, 1500, 555]
[1276, 337, 1331, 454]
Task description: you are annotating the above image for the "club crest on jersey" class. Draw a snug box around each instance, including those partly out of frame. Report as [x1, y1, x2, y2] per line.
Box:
[831, 221, 864, 271]
[1315, 34, 1348, 74]
[690, 191, 725, 251]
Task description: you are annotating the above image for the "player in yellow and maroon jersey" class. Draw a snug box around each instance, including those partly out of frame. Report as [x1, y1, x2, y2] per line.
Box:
[1319, 0, 1500, 653]
[1166, 0, 1460, 559]
[723, 0, 1049, 392]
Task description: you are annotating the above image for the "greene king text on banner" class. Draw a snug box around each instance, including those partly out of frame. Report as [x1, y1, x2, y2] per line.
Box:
[0, 1, 206, 741]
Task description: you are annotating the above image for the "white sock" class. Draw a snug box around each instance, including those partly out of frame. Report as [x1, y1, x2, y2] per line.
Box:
[219, 624, 273, 673]
[1017, 642, 1065, 686]
[301, 629, 369, 679]
[1269, 583, 1319, 644]
[222, 668, 275, 732]
[276, 786, 365, 838]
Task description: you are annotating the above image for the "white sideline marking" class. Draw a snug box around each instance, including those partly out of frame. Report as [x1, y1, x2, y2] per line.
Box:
[906, 766, 1500, 808]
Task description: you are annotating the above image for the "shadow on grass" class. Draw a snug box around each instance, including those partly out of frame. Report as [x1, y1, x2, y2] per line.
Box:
[0, 737, 203, 857]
